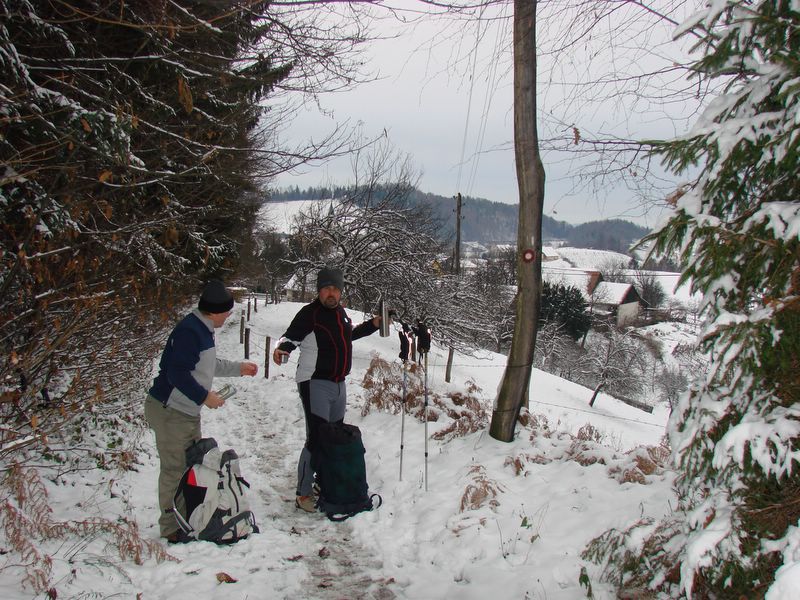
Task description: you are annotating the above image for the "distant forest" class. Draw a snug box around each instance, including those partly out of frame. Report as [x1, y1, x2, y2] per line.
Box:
[271, 186, 651, 253]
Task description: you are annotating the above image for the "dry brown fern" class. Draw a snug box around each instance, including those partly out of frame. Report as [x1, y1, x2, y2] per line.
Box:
[1, 463, 176, 593]
[503, 452, 552, 476]
[607, 443, 672, 485]
[459, 464, 504, 512]
[361, 358, 489, 441]
[576, 423, 603, 442]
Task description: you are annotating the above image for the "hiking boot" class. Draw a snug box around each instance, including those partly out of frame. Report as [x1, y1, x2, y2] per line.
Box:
[295, 495, 317, 513]
[163, 531, 181, 544]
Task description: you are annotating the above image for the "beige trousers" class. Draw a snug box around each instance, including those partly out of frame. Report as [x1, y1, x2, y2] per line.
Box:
[144, 395, 201, 537]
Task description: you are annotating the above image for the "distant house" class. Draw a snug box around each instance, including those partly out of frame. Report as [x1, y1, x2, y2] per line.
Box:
[542, 266, 601, 298]
[283, 273, 316, 303]
[542, 266, 642, 327]
[590, 281, 643, 327]
[541, 246, 561, 262]
[462, 241, 489, 258]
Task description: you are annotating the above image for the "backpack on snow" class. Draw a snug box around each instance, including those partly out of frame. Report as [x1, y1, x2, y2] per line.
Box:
[173, 437, 259, 543]
[311, 422, 382, 521]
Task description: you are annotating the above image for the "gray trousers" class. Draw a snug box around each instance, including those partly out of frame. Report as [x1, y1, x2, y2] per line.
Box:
[144, 395, 201, 536]
[296, 379, 346, 496]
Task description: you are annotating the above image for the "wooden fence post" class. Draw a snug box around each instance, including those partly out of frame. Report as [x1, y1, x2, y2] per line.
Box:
[445, 347, 454, 383]
[247, 298, 251, 321]
[239, 309, 245, 344]
[264, 336, 271, 378]
[244, 327, 250, 359]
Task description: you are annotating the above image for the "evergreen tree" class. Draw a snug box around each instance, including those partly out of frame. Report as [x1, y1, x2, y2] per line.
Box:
[0, 0, 365, 462]
[539, 282, 591, 341]
[585, 2, 800, 597]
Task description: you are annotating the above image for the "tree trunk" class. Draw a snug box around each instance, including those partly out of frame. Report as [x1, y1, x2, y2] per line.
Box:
[489, 0, 545, 442]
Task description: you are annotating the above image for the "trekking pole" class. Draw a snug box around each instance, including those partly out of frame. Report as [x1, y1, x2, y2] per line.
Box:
[399, 360, 407, 481]
[423, 352, 429, 491]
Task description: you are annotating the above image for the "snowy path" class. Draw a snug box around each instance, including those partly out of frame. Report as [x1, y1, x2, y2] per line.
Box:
[217, 371, 396, 600]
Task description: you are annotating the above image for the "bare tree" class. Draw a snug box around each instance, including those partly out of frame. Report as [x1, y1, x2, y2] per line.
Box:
[285, 142, 447, 314]
[631, 270, 667, 309]
[655, 367, 688, 411]
[598, 258, 631, 283]
[533, 321, 571, 372]
[254, 231, 294, 303]
[406, 1, 704, 221]
[465, 272, 516, 353]
[580, 329, 649, 407]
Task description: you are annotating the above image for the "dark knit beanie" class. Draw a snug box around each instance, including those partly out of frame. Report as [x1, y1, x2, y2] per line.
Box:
[198, 279, 234, 314]
[317, 267, 344, 291]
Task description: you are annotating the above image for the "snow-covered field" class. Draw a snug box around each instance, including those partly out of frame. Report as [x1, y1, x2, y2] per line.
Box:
[258, 199, 338, 235]
[1, 300, 681, 599]
[548, 247, 630, 270]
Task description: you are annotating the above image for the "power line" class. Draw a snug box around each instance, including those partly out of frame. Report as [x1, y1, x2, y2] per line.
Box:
[466, 8, 507, 197]
[455, 4, 486, 195]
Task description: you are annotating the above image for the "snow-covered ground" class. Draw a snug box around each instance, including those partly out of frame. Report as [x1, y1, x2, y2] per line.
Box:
[2, 300, 681, 599]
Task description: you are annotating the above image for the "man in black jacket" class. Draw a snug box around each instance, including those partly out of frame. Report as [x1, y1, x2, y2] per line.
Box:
[272, 266, 382, 512]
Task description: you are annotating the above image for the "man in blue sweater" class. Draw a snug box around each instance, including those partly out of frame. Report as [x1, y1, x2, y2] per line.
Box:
[272, 267, 381, 512]
[145, 280, 257, 542]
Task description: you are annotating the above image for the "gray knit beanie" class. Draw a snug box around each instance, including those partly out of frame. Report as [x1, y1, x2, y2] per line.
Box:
[317, 267, 344, 291]
[198, 279, 234, 313]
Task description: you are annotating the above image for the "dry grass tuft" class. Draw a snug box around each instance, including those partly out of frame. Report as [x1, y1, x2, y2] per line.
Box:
[576, 423, 602, 442]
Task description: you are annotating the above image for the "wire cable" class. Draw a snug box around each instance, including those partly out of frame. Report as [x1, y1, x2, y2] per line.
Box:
[455, 5, 486, 195]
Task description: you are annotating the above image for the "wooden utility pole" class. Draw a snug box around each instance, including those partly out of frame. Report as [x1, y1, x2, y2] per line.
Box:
[454, 192, 462, 276]
[449, 192, 463, 382]
[489, 0, 545, 442]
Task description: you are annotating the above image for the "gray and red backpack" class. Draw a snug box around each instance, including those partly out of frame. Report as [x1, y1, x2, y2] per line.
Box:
[173, 438, 258, 543]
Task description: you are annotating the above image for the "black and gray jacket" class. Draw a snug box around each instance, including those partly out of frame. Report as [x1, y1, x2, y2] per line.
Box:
[277, 299, 378, 383]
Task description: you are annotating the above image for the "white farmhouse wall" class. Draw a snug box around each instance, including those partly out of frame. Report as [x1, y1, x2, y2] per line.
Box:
[617, 301, 639, 327]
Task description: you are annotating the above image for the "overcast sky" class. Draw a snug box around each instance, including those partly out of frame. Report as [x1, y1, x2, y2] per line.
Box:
[274, 2, 696, 227]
